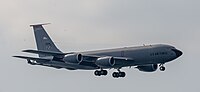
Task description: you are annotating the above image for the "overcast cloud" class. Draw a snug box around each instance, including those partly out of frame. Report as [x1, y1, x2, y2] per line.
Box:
[0, 0, 199, 92]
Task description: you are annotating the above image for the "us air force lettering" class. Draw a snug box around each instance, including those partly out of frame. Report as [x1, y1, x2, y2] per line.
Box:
[13, 24, 183, 78]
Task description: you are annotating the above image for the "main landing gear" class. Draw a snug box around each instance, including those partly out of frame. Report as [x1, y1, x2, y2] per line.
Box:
[112, 69, 126, 78]
[94, 70, 108, 76]
[159, 64, 165, 71]
[94, 69, 126, 78]
[112, 71, 126, 78]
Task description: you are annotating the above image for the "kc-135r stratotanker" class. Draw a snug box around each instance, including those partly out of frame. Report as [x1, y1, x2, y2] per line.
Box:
[13, 24, 183, 78]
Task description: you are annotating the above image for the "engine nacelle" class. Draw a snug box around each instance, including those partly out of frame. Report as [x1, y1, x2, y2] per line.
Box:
[95, 57, 115, 67]
[63, 54, 83, 64]
[136, 64, 158, 72]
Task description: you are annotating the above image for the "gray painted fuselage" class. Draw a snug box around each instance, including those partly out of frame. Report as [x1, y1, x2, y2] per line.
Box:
[39, 44, 180, 70]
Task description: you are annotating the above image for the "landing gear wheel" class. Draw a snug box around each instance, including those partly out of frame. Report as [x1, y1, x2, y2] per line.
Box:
[112, 71, 126, 78]
[112, 72, 119, 78]
[94, 70, 108, 76]
[94, 70, 101, 76]
[119, 72, 126, 77]
[160, 66, 165, 71]
[101, 70, 108, 75]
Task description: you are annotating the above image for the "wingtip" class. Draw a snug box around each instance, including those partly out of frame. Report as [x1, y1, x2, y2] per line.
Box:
[12, 56, 21, 58]
[22, 49, 30, 52]
[22, 49, 36, 52]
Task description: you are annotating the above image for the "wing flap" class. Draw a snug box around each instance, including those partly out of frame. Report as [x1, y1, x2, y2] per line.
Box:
[82, 55, 134, 62]
[113, 57, 134, 61]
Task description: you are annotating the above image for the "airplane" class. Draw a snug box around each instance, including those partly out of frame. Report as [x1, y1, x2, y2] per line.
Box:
[13, 23, 183, 78]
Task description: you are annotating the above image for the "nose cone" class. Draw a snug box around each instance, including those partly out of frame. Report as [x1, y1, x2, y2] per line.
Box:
[172, 49, 183, 57]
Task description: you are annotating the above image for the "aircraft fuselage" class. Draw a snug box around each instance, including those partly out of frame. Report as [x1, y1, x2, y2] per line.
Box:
[37, 44, 181, 70]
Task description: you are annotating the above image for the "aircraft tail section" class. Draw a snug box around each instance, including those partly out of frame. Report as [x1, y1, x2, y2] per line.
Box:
[30, 23, 62, 57]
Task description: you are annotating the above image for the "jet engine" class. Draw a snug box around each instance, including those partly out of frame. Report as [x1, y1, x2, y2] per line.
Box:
[136, 64, 158, 72]
[95, 57, 115, 67]
[63, 54, 83, 64]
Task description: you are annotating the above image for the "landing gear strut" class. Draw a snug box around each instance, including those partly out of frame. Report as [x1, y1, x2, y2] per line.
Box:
[159, 64, 165, 71]
[112, 69, 126, 78]
[94, 70, 108, 76]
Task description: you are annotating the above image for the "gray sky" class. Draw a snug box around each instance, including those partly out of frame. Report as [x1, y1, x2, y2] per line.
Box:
[0, 0, 199, 92]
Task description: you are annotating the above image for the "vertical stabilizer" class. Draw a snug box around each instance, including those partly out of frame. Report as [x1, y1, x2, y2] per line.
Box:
[30, 23, 62, 57]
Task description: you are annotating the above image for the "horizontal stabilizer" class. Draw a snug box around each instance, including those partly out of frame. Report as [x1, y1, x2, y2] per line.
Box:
[30, 23, 50, 27]
[13, 56, 51, 61]
[22, 49, 74, 56]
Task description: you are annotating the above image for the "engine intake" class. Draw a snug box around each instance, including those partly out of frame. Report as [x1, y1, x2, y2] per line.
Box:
[63, 54, 83, 64]
[136, 64, 158, 72]
[95, 57, 115, 67]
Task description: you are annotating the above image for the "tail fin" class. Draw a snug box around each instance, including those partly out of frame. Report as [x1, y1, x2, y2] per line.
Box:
[30, 23, 62, 57]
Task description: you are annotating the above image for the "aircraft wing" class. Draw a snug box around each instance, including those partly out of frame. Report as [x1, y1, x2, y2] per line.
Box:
[22, 49, 134, 61]
[13, 56, 51, 61]
[14, 50, 134, 68]
[83, 55, 133, 60]
[82, 54, 134, 62]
